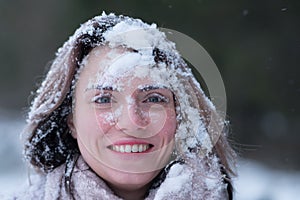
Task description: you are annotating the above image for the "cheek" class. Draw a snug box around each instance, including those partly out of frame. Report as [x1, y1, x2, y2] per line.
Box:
[95, 111, 116, 134]
[74, 107, 114, 136]
[158, 109, 177, 140]
[75, 113, 98, 136]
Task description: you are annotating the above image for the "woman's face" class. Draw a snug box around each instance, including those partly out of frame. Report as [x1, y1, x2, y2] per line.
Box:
[70, 46, 177, 191]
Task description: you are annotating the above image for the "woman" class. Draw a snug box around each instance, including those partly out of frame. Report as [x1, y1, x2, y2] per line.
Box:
[17, 12, 235, 199]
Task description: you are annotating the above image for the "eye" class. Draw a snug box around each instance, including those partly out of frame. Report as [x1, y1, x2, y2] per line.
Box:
[148, 96, 160, 103]
[92, 94, 112, 104]
[144, 94, 169, 103]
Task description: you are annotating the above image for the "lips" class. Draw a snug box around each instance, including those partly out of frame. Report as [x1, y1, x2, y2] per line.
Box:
[108, 144, 153, 153]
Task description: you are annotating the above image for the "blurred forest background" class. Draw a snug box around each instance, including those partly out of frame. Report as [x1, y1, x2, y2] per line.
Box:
[0, 0, 299, 198]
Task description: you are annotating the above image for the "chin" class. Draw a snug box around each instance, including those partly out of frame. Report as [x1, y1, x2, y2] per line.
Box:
[102, 164, 160, 189]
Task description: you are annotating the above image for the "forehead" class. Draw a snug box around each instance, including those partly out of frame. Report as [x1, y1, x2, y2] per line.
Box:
[82, 46, 126, 74]
[78, 46, 170, 90]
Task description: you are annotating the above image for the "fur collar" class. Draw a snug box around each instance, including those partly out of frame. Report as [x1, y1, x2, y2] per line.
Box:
[12, 156, 229, 199]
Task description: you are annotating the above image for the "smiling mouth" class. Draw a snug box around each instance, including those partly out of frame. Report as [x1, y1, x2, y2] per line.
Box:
[108, 144, 153, 153]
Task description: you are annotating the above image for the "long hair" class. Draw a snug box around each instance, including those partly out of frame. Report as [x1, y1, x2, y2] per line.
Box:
[22, 13, 236, 196]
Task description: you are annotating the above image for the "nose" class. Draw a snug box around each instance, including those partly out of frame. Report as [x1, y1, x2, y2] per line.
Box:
[114, 102, 150, 137]
[113, 101, 168, 138]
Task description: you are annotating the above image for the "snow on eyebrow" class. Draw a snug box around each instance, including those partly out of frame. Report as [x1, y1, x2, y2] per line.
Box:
[85, 85, 115, 91]
[137, 84, 169, 91]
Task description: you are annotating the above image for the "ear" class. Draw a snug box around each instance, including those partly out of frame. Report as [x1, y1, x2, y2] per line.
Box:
[67, 114, 77, 139]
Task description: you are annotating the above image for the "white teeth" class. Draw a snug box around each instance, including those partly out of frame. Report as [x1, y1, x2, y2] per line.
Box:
[138, 144, 144, 152]
[120, 145, 125, 153]
[132, 144, 138, 152]
[110, 144, 150, 153]
[125, 145, 131, 153]
[115, 146, 119, 152]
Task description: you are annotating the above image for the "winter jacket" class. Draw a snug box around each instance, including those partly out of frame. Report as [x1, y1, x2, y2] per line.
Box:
[7, 156, 229, 200]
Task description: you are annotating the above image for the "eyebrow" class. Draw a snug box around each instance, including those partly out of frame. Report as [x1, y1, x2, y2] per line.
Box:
[85, 84, 170, 92]
[85, 85, 115, 92]
[138, 85, 169, 92]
